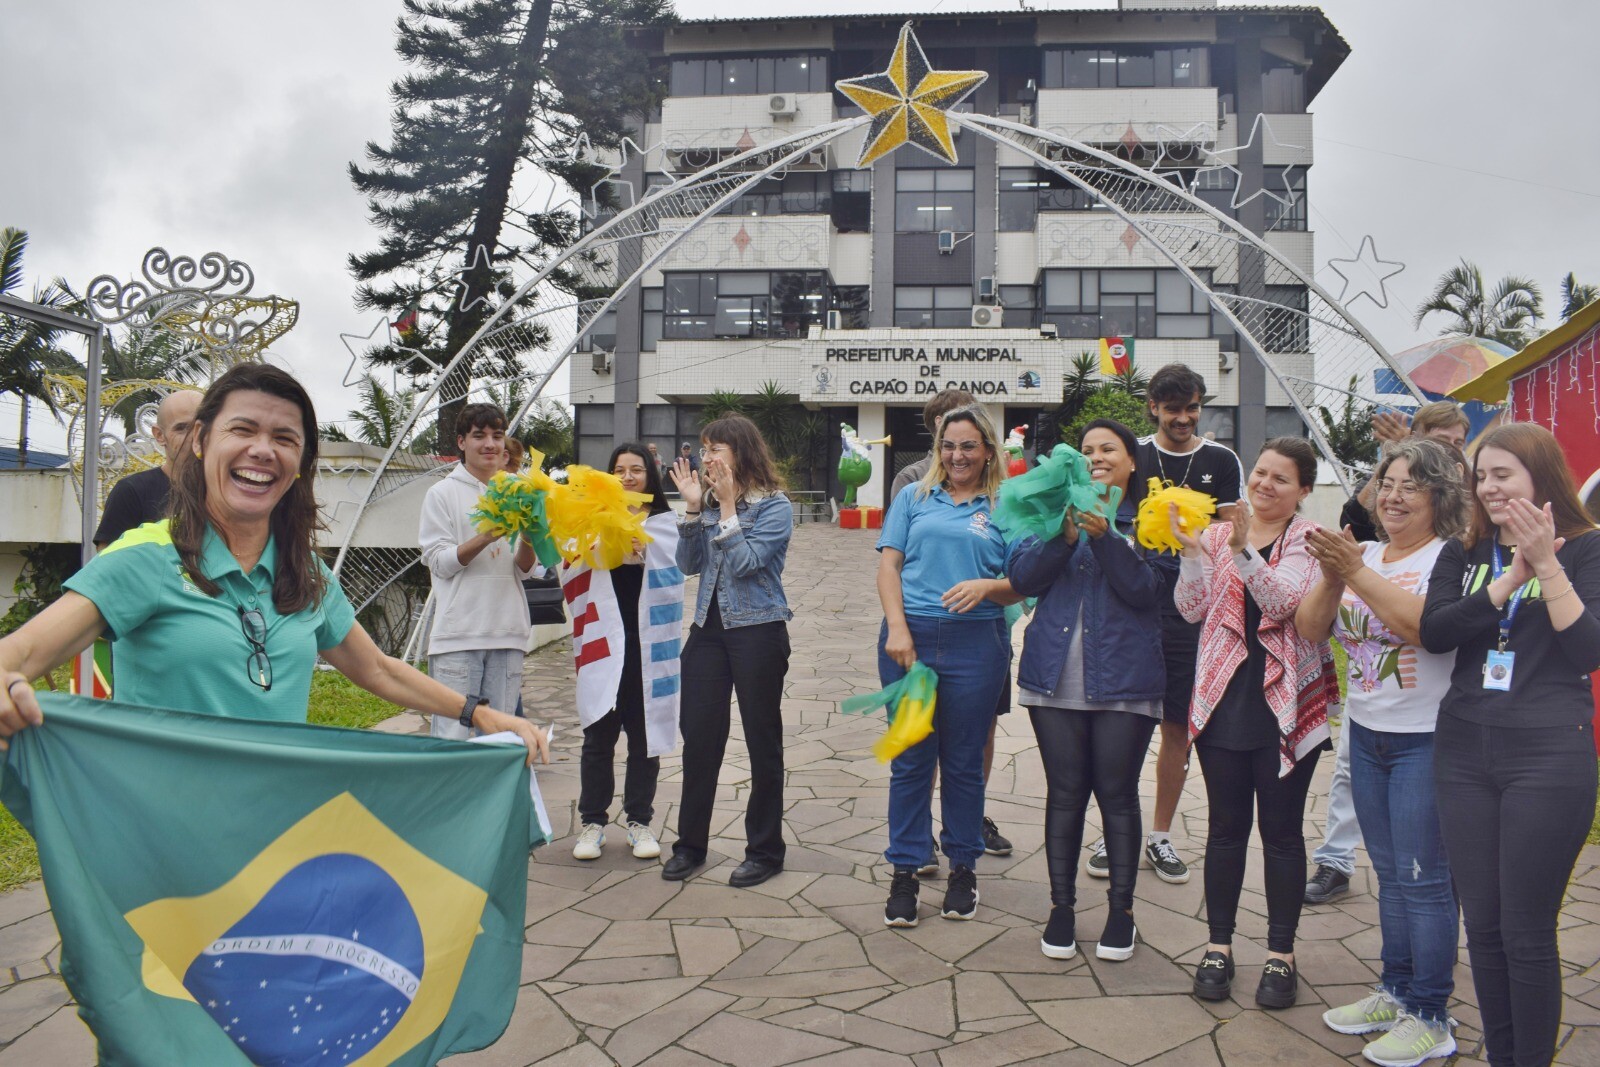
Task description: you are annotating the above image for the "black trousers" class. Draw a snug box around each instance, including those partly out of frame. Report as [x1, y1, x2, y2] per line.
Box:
[1434, 715, 1597, 1067]
[672, 612, 790, 865]
[577, 681, 659, 827]
[1197, 743, 1321, 953]
[1029, 707, 1156, 912]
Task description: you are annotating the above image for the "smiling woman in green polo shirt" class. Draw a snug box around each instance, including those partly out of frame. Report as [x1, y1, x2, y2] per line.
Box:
[0, 363, 547, 763]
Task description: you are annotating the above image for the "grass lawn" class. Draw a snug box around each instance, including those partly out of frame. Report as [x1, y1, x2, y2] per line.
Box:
[0, 669, 405, 892]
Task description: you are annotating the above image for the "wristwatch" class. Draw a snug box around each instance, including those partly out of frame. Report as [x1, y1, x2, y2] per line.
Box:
[459, 693, 489, 729]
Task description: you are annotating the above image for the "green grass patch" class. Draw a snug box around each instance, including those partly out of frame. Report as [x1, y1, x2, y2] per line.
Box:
[0, 669, 405, 892]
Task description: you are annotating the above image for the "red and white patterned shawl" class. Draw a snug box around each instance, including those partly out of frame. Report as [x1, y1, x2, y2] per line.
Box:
[1175, 515, 1338, 776]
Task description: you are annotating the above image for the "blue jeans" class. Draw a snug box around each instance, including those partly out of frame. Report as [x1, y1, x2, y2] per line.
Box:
[881, 615, 1008, 870]
[1312, 723, 1362, 876]
[1349, 721, 1456, 1023]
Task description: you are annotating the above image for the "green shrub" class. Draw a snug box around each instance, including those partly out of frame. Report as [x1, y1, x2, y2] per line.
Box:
[1061, 389, 1156, 448]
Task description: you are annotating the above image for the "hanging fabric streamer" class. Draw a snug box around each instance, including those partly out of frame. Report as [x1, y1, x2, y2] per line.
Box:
[1135, 477, 1217, 552]
[841, 662, 941, 763]
[990, 443, 1121, 543]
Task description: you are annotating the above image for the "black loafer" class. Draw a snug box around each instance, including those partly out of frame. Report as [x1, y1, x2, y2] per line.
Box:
[1255, 958, 1298, 1009]
[1192, 950, 1234, 1001]
[729, 859, 783, 888]
[661, 851, 703, 882]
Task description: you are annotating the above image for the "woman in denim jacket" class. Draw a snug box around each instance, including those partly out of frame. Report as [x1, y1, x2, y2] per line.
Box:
[1008, 419, 1175, 963]
[662, 415, 794, 889]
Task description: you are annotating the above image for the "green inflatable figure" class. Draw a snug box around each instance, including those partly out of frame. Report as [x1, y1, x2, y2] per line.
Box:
[838, 423, 874, 507]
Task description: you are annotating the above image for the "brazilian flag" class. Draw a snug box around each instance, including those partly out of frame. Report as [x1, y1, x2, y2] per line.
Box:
[0, 693, 530, 1066]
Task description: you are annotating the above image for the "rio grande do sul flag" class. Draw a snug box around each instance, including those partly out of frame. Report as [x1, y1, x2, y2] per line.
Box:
[1099, 336, 1133, 376]
[0, 693, 530, 1067]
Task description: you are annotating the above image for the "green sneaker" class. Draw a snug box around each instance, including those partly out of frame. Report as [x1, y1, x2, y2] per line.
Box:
[1361, 1013, 1456, 1067]
[1322, 988, 1401, 1035]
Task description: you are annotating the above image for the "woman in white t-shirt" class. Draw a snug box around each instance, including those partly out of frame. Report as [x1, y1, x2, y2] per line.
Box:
[1296, 438, 1470, 1067]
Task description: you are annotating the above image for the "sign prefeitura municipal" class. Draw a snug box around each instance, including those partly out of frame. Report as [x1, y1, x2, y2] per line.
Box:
[802, 337, 1062, 402]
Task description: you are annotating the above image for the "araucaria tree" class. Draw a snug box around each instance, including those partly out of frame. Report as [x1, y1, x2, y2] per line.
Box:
[349, 0, 670, 451]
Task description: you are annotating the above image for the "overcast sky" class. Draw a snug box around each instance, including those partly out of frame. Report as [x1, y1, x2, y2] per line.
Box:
[4, 0, 1597, 452]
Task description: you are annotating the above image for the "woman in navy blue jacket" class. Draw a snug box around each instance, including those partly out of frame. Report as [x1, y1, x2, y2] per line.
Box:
[1008, 419, 1176, 962]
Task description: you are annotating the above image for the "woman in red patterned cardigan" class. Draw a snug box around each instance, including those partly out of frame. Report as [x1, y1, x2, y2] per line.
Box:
[1171, 436, 1339, 1012]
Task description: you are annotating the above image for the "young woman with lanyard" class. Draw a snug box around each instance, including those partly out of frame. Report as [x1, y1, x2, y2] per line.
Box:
[1297, 439, 1469, 1067]
[878, 405, 1020, 928]
[1173, 437, 1336, 1010]
[566, 443, 683, 863]
[0, 363, 547, 762]
[1007, 419, 1175, 961]
[1419, 422, 1600, 1067]
[663, 416, 794, 889]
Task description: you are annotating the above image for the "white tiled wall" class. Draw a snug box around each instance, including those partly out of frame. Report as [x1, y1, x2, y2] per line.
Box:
[1036, 88, 1219, 147]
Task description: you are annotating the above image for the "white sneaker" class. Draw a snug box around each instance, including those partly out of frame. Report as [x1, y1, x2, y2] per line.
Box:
[572, 823, 605, 860]
[626, 821, 661, 859]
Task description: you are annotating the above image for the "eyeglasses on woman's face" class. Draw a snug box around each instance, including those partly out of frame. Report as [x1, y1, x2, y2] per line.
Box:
[699, 444, 732, 460]
[939, 440, 984, 455]
[1376, 479, 1427, 502]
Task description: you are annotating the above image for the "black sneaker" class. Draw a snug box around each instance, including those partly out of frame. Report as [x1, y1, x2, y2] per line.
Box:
[1040, 905, 1077, 959]
[1085, 839, 1110, 878]
[1096, 908, 1137, 961]
[942, 864, 979, 920]
[884, 868, 920, 928]
[1192, 950, 1234, 1001]
[1256, 958, 1298, 1009]
[1304, 864, 1351, 905]
[982, 817, 1013, 857]
[1144, 838, 1190, 884]
[916, 842, 940, 878]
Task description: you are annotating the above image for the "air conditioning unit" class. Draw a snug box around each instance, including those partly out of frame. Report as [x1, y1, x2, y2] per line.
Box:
[768, 93, 799, 118]
[826, 309, 843, 330]
[971, 305, 1004, 329]
[937, 230, 957, 254]
[591, 350, 612, 374]
[1219, 351, 1237, 372]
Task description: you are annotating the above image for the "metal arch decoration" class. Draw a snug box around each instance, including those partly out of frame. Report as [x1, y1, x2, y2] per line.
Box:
[836, 23, 986, 167]
[45, 374, 195, 509]
[83, 248, 298, 372]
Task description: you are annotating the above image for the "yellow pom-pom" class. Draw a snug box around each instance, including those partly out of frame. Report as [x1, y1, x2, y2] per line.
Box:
[544, 465, 654, 569]
[1136, 478, 1217, 552]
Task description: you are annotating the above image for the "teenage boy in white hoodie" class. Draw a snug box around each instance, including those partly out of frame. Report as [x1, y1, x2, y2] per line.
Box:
[419, 403, 536, 738]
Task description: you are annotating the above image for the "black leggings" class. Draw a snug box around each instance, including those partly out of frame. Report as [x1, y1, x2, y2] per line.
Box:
[1029, 707, 1156, 912]
[1197, 743, 1320, 954]
[1434, 715, 1597, 1067]
[578, 692, 659, 827]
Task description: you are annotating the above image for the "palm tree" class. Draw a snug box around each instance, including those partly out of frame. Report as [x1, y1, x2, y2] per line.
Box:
[1560, 272, 1599, 321]
[1414, 259, 1543, 350]
[0, 228, 83, 463]
[346, 373, 415, 449]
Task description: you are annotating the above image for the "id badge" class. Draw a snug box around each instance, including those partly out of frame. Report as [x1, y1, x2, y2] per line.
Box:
[1483, 649, 1515, 691]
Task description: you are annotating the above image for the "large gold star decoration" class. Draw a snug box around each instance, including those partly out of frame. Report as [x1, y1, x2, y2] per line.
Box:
[836, 23, 987, 169]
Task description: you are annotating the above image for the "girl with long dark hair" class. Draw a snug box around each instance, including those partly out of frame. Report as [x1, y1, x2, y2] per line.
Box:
[565, 443, 683, 862]
[1008, 419, 1173, 961]
[662, 416, 794, 888]
[1420, 422, 1600, 1067]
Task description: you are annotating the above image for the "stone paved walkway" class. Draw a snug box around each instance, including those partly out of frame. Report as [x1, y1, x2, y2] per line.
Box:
[2, 524, 1599, 1065]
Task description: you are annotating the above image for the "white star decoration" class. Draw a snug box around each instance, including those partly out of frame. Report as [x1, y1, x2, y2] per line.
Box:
[1326, 235, 1407, 310]
[1195, 113, 1305, 211]
[338, 314, 440, 389]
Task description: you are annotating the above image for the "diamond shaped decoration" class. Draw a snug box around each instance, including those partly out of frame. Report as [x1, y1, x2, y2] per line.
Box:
[1120, 122, 1142, 156]
[732, 223, 752, 257]
[1120, 224, 1141, 256]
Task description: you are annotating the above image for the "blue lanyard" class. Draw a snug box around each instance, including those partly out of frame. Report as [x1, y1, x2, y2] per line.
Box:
[1490, 540, 1529, 651]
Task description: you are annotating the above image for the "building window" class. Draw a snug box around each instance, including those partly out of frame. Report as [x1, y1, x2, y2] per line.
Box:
[1042, 46, 1209, 89]
[720, 172, 831, 218]
[999, 285, 1037, 329]
[1000, 167, 1111, 229]
[1040, 268, 1220, 339]
[669, 53, 830, 97]
[1261, 61, 1305, 112]
[832, 285, 870, 328]
[662, 271, 831, 340]
[639, 404, 676, 467]
[831, 170, 872, 232]
[575, 404, 615, 468]
[895, 169, 974, 233]
[577, 307, 617, 353]
[1264, 166, 1308, 231]
[895, 286, 971, 329]
[1262, 285, 1310, 353]
[641, 288, 663, 350]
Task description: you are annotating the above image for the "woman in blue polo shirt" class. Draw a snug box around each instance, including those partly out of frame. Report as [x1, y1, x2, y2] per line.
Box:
[878, 405, 1018, 929]
[0, 363, 546, 762]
